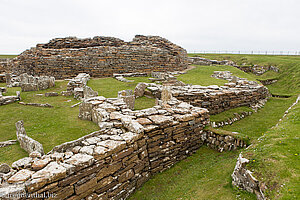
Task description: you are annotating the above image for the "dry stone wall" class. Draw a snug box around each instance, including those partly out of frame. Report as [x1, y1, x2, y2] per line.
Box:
[8, 35, 188, 79]
[147, 80, 269, 115]
[0, 95, 211, 199]
[0, 58, 10, 73]
[189, 57, 279, 76]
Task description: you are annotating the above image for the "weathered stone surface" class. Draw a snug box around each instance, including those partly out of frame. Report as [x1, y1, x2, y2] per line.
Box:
[134, 82, 148, 98]
[65, 153, 94, 170]
[8, 169, 34, 183]
[8, 35, 188, 80]
[232, 154, 265, 200]
[16, 120, 44, 155]
[0, 163, 11, 174]
[118, 90, 135, 110]
[12, 157, 32, 170]
[148, 115, 173, 124]
[31, 157, 51, 171]
[45, 92, 59, 97]
[136, 118, 152, 125]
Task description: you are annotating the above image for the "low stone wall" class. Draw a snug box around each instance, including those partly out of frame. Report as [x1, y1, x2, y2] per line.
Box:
[189, 57, 279, 76]
[201, 131, 247, 152]
[0, 96, 210, 199]
[8, 35, 188, 80]
[0, 58, 11, 73]
[257, 78, 278, 85]
[147, 81, 269, 115]
[211, 111, 253, 128]
[232, 154, 265, 200]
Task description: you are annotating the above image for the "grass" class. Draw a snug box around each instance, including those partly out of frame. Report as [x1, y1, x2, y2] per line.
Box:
[0, 81, 99, 165]
[130, 54, 300, 200]
[130, 147, 256, 200]
[220, 97, 297, 140]
[244, 101, 300, 199]
[0, 77, 155, 165]
[0, 55, 17, 58]
[189, 54, 300, 96]
[210, 106, 253, 122]
[177, 65, 257, 86]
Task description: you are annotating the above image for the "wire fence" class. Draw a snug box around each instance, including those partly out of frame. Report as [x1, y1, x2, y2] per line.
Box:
[189, 50, 300, 56]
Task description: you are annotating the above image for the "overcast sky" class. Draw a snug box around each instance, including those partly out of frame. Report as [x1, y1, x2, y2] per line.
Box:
[1, 0, 299, 54]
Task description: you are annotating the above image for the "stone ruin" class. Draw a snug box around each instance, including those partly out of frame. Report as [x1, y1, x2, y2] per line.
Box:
[16, 121, 44, 156]
[189, 56, 279, 76]
[5, 73, 55, 92]
[146, 76, 269, 114]
[7, 35, 188, 79]
[0, 90, 250, 199]
[62, 73, 98, 100]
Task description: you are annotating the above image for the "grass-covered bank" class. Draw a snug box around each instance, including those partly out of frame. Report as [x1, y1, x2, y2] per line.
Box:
[243, 99, 300, 199]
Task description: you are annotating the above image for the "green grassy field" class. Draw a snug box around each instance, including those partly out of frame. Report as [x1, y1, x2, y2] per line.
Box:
[0, 77, 155, 165]
[0, 55, 17, 58]
[177, 64, 257, 86]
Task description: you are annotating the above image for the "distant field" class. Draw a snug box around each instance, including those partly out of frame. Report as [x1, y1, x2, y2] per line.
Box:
[0, 54, 17, 58]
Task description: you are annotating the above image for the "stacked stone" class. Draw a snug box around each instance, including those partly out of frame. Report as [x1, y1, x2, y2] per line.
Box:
[0, 74, 5, 83]
[149, 72, 185, 86]
[190, 57, 279, 76]
[200, 131, 247, 152]
[8, 35, 188, 80]
[118, 90, 135, 110]
[140, 101, 209, 174]
[19, 73, 55, 92]
[211, 111, 252, 128]
[0, 91, 20, 106]
[5, 73, 55, 92]
[62, 73, 98, 99]
[257, 78, 278, 85]
[147, 82, 269, 115]
[0, 58, 11, 73]
[0, 95, 211, 199]
[15, 121, 44, 156]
